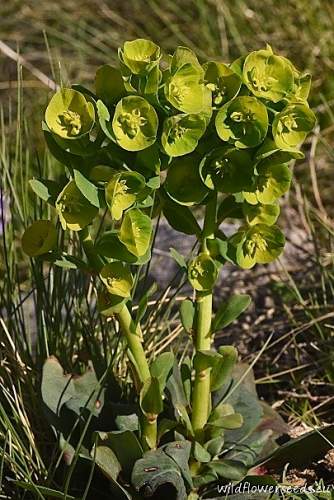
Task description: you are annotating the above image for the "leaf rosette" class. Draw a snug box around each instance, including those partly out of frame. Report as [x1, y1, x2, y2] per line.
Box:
[45, 88, 95, 140]
[230, 224, 285, 269]
[161, 114, 206, 157]
[119, 39, 161, 75]
[105, 171, 146, 220]
[56, 180, 98, 231]
[272, 102, 316, 151]
[188, 253, 218, 291]
[165, 155, 209, 206]
[243, 46, 294, 102]
[215, 96, 268, 149]
[100, 262, 133, 298]
[204, 61, 241, 107]
[199, 147, 255, 193]
[112, 96, 158, 151]
[22, 220, 57, 257]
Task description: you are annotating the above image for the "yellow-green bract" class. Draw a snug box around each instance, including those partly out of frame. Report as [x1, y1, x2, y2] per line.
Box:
[112, 96, 158, 151]
[45, 88, 95, 139]
[22, 220, 57, 257]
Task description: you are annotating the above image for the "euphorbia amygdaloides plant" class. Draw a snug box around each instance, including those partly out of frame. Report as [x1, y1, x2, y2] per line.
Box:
[22, 40, 316, 499]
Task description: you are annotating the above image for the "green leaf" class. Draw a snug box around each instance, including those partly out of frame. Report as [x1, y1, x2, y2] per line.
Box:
[166, 363, 193, 436]
[169, 247, 187, 269]
[163, 199, 201, 236]
[73, 169, 100, 208]
[95, 64, 126, 105]
[140, 377, 164, 417]
[96, 99, 115, 140]
[165, 155, 208, 206]
[29, 178, 60, 205]
[206, 459, 248, 481]
[257, 424, 334, 471]
[41, 356, 104, 417]
[212, 294, 251, 331]
[163, 441, 193, 489]
[131, 449, 187, 500]
[180, 299, 195, 333]
[204, 436, 225, 458]
[14, 482, 75, 500]
[22, 220, 57, 257]
[211, 346, 238, 391]
[193, 441, 211, 463]
[115, 413, 139, 432]
[99, 430, 143, 481]
[217, 195, 244, 223]
[150, 352, 175, 393]
[119, 208, 153, 257]
[92, 432, 121, 480]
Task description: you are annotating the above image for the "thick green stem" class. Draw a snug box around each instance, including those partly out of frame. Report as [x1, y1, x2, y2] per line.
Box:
[191, 193, 216, 441]
[118, 306, 156, 449]
[80, 228, 155, 446]
[117, 305, 151, 384]
[191, 291, 213, 440]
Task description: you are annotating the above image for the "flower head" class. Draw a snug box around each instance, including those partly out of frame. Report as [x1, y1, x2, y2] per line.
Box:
[45, 88, 95, 140]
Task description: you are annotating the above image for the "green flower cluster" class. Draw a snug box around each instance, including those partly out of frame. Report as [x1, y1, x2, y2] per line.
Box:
[23, 39, 315, 301]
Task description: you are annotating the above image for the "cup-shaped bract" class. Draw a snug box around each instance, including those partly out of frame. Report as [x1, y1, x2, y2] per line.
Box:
[188, 253, 218, 291]
[119, 208, 152, 257]
[272, 103, 316, 151]
[105, 171, 146, 220]
[100, 262, 133, 298]
[112, 96, 158, 151]
[199, 147, 255, 193]
[230, 224, 285, 269]
[45, 88, 95, 140]
[215, 96, 268, 149]
[56, 180, 98, 231]
[22, 220, 57, 257]
[165, 65, 210, 114]
[243, 47, 294, 103]
[165, 155, 208, 206]
[161, 114, 206, 157]
[243, 163, 292, 205]
[243, 202, 280, 226]
[204, 61, 241, 107]
[119, 39, 161, 75]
